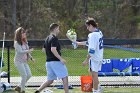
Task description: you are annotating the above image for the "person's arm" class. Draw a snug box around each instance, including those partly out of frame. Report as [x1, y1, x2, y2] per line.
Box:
[28, 53, 35, 62]
[82, 54, 91, 66]
[26, 44, 35, 62]
[88, 33, 97, 57]
[42, 42, 46, 53]
[76, 41, 87, 46]
[42, 48, 45, 53]
[51, 47, 66, 64]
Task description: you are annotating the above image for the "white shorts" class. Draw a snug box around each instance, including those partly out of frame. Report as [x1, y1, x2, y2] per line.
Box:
[46, 61, 68, 80]
[89, 59, 102, 72]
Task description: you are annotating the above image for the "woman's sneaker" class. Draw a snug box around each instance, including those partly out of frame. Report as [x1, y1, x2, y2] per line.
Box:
[14, 86, 21, 93]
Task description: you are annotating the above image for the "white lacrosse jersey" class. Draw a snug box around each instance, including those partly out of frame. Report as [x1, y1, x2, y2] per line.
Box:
[87, 29, 103, 61]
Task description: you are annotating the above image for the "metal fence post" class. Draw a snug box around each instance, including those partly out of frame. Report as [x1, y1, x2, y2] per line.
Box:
[7, 46, 10, 83]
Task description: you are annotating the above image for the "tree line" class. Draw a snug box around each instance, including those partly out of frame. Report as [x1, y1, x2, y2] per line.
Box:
[0, 0, 140, 40]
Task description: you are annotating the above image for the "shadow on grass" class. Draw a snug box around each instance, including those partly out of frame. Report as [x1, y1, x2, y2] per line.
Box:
[3, 89, 17, 93]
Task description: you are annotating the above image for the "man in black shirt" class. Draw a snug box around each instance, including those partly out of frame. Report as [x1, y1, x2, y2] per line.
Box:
[35, 23, 69, 93]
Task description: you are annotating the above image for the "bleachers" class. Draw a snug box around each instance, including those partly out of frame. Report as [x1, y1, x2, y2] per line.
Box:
[98, 58, 140, 76]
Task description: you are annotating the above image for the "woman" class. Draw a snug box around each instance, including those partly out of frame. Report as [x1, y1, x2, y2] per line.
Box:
[14, 27, 35, 93]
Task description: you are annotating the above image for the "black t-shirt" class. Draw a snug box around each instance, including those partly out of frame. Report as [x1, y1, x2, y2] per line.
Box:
[44, 34, 61, 61]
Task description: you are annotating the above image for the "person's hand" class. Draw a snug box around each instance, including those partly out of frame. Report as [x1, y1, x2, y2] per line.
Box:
[60, 58, 67, 64]
[42, 48, 45, 53]
[82, 59, 89, 66]
[72, 41, 78, 49]
[29, 48, 34, 53]
[31, 58, 35, 63]
[88, 68, 92, 75]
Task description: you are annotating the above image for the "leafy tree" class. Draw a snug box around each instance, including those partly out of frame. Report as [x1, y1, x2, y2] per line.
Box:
[0, 0, 140, 39]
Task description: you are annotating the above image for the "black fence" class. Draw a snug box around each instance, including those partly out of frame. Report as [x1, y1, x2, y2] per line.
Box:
[1, 39, 140, 47]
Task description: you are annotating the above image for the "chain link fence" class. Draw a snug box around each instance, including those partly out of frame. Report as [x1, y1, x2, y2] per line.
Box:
[0, 39, 140, 87]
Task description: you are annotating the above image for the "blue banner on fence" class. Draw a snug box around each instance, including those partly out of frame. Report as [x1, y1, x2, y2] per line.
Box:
[99, 58, 140, 76]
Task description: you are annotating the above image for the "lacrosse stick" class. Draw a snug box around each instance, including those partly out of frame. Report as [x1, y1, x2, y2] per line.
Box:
[0, 32, 5, 82]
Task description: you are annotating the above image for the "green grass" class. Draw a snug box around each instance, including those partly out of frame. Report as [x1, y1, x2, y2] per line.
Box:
[3, 87, 140, 93]
[1, 47, 140, 76]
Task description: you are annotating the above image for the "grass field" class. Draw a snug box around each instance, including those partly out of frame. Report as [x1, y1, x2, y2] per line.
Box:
[3, 87, 140, 93]
[1, 47, 140, 76]
[1, 47, 140, 93]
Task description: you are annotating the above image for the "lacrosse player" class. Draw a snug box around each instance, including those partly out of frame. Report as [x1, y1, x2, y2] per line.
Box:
[77, 18, 103, 93]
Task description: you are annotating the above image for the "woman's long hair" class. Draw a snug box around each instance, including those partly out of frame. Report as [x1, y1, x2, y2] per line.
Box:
[14, 27, 27, 45]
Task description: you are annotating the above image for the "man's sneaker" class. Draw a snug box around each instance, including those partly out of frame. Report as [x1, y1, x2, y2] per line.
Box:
[43, 89, 53, 93]
[93, 90, 98, 93]
[98, 85, 103, 93]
